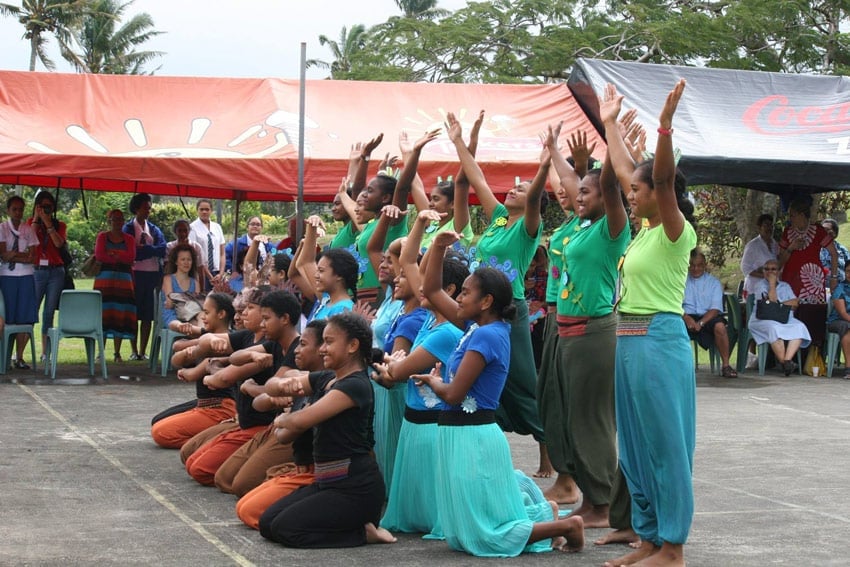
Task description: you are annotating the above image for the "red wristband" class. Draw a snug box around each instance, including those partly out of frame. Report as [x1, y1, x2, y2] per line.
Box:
[657, 127, 674, 136]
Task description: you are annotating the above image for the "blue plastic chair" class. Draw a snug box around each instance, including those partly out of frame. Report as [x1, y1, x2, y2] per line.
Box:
[149, 288, 187, 376]
[45, 290, 107, 380]
[0, 288, 37, 374]
[825, 300, 842, 377]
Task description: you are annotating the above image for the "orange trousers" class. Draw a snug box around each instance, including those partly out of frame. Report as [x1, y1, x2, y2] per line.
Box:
[151, 399, 237, 449]
[180, 421, 239, 464]
[236, 464, 315, 530]
[214, 424, 294, 497]
[184, 424, 267, 486]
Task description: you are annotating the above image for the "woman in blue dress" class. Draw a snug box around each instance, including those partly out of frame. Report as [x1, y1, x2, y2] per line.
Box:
[415, 241, 584, 557]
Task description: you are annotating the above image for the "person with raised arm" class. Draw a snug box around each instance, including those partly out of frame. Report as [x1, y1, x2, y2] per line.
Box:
[376, 209, 467, 534]
[259, 311, 394, 548]
[445, 110, 551, 477]
[413, 252, 584, 557]
[603, 79, 696, 567]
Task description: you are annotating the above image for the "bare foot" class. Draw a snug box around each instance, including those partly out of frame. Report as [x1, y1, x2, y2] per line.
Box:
[534, 442, 555, 478]
[365, 523, 397, 544]
[176, 362, 206, 383]
[543, 473, 581, 505]
[595, 528, 640, 546]
[556, 516, 584, 553]
[548, 501, 567, 550]
[574, 503, 610, 529]
[603, 540, 659, 566]
[631, 542, 683, 566]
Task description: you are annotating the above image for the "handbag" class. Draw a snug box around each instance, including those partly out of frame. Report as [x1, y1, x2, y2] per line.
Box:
[59, 244, 75, 290]
[803, 345, 825, 377]
[755, 299, 791, 324]
[169, 291, 206, 324]
[81, 254, 102, 277]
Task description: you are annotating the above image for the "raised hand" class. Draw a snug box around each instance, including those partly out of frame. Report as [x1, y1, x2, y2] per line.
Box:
[660, 79, 686, 128]
[619, 108, 638, 135]
[417, 208, 444, 224]
[470, 110, 485, 139]
[432, 230, 460, 248]
[398, 131, 413, 156]
[378, 152, 399, 171]
[445, 112, 463, 143]
[568, 129, 597, 166]
[349, 142, 363, 162]
[306, 215, 326, 238]
[415, 128, 441, 152]
[600, 83, 625, 125]
[380, 204, 407, 220]
[338, 176, 351, 194]
[362, 133, 383, 156]
[353, 299, 377, 322]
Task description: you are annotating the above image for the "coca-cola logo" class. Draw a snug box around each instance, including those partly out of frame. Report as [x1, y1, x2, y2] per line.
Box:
[743, 95, 850, 135]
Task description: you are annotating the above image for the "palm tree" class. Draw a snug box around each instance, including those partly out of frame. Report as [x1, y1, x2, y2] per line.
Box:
[0, 0, 89, 71]
[307, 24, 368, 78]
[394, 0, 449, 19]
[66, 0, 163, 74]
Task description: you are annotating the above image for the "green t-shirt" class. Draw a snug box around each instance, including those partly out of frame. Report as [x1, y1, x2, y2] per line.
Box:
[474, 204, 542, 300]
[420, 219, 474, 252]
[619, 222, 698, 315]
[545, 215, 580, 304]
[328, 221, 359, 250]
[354, 217, 409, 289]
[556, 216, 630, 318]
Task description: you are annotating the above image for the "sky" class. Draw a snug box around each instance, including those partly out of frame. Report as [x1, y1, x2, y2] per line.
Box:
[0, 0, 469, 79]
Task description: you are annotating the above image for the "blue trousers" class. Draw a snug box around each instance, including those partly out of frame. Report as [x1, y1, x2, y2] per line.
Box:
[35, 266, 65, 335]
[615, 312, 695, 546]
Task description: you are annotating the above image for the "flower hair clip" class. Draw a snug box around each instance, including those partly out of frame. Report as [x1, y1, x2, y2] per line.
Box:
[379, 167, 400, 179]
[437, 175, 454, 184]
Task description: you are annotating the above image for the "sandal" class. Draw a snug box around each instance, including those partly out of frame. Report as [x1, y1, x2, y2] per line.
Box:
[721, 365, 738, 378]
[14, 360, 31, 370]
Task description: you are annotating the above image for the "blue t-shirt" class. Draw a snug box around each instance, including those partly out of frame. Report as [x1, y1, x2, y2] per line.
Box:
[444, 320, 511, 413]
[372, 290, 404, 349]
[383, 306, 429, 354]
[828, 282, 850, 323]
[406, 315, 464, 411]
[307, 293, 353, 322]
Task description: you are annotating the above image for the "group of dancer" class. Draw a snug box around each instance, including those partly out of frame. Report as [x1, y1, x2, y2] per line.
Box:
[147, 78, 694, 567]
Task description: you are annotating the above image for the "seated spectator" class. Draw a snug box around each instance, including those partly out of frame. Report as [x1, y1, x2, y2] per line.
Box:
[820, 218, 850, 283]
[827, 263, 850, 379]
[226, 216, 274, 273]
[683, 250, 736, 377]
[166, 219, 203, 273]
[748, 260, 811, 376]
[740, 214, 778, 298]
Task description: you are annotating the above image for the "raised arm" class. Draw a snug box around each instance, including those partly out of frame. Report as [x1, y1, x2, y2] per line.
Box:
[522, 140, 552, 237]
[399, 209, 440, 307]
[451, 110, 484, 236]
[293, 216, 325, 301]
[351, 134, 383, 198]
[366, 204, 406, 276]
[398, 129, 440, 213]
[654, 79, 687, 242]
[336, 176, 363, 233]
[546, 123, 580, 209]
[601, 84, 639, 199]
[596, 90, 629, 238]
[422, 231, 464, 329]
[446, 111, 500, 222]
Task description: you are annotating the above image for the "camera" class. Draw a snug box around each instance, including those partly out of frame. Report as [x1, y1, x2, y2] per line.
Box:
[42, 206, 53, 214]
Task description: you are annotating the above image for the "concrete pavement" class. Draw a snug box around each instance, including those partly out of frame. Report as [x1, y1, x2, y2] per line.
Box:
[2, 362, 849, 566]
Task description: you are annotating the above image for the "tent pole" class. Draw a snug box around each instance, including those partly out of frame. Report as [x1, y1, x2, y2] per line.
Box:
[296, 41, 306, 245]
[231, 193, 242, 277]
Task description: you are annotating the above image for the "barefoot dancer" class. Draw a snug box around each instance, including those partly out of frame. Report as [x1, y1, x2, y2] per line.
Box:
[414, 258, 584, 557]
[606, 79, 695, 567]
[258, 312, 392, 547]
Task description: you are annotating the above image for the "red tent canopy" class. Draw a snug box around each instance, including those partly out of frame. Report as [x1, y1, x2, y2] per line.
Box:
[0, 71, 605, 201]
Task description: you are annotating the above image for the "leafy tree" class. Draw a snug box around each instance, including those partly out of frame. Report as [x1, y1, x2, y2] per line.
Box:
[65, 0, 163, 74]
[0, 0, 90, 71]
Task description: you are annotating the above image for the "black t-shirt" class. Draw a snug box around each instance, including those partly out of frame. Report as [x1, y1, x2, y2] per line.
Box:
[235, 337, 288, 429]
[309, 369, 374, 463]
[189, 330, 236, 400]
[290, 370, 335, 465]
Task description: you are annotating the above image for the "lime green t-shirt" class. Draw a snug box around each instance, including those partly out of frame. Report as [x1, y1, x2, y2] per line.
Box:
[545, 215, 580, 304]
[556, 216, 630, 318]
[328, 221, 359, 250]
[354, 217, 409, 289]
[619, 222, 698, 315]
[474, 204, 542, 300]
[419, 219, 474, 252]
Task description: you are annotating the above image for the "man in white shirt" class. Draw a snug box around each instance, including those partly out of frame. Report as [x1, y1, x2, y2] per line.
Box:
[189, 199, 225, 291]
